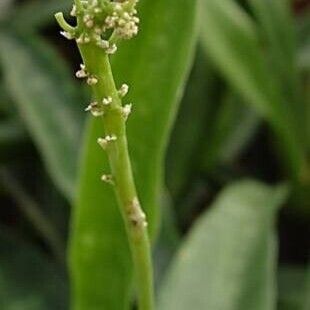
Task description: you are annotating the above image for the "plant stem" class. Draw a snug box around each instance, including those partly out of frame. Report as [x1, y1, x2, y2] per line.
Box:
[78, 43, 155, 310]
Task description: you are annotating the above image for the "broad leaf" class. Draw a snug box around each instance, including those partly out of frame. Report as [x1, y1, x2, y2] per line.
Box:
[248, 0, 305, 141]
[0, 33, 83, 200]
[166, 48, 217, 201]
[69, 0, 198, 309]
[203, 91, 259, 170]
[199, 0, 304, 180]
[158, 180, 288, 310]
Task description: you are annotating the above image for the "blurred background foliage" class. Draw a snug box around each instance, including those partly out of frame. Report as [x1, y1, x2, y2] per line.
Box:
[0, 0, 309, 309]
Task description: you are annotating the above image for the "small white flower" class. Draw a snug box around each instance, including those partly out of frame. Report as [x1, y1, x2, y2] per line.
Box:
[118, 84, 129, 97]
[97, 135, 117, 149]
[97, 39, 109, 49]
[128, 197, 148, 228]
[87, 76, 98, 85]
[76, 34, 90, 44]
[86, 20, 94, 28]
[75, 64, 88, 78]
[76, 70, 87, 78]
[102, 96, 113, 105]
[85, 102, 104, 117]
[114, 3, 122, 11]
[83, 36, 91, 43]
[70, 5, 77, 16]
[106, 44, 117, 55]
[94, 27, 103, 35]
[94, 7, 102, 14]
[76, 36, 84, 44]
[101, 174, 114, 185]
[122, 104, 132, 120]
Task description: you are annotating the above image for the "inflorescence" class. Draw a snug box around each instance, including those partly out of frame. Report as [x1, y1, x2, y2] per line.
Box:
[59, 0, 139, 54]
[56, 0, 139, 184]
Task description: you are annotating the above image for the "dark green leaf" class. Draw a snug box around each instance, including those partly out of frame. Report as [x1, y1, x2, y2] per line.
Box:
[297, 10, 310, 71]
[166, 48, 217, 200]
[12, 0, 72, 30]
[0, 230, 68, 310]
[158, 180, 288, 310]
[200, 0, 304, 180]
[0, 33, 83, 200]
[203, 91, 260, 170]
[0, 120, 26, 147]
[248, 0, 305, 138]
[69, 0, 198, 308]
[278, 266, 308, 310]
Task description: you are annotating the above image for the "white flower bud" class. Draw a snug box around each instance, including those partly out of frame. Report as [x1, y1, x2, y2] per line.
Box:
[122, 104, 132, 120]
[101, 174, 114, 185]
[97, 135, 117, 150]
[102, 96, 113, 105]
[118, 84, 129, 97]
[106, 44, 117, 55]
[87, 76, 98, 85]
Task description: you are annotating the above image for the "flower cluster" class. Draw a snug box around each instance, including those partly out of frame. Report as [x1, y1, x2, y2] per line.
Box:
[81, 83, 131, 119]
[105, 3, 139, 40]
[56, 1, 138, 184]
[60, 0, 139, 55]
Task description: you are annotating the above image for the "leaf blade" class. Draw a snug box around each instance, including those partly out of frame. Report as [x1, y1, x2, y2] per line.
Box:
[158, 180, 288, 310]
[0, 33, 83, 200]
[199, 0, 304, 180]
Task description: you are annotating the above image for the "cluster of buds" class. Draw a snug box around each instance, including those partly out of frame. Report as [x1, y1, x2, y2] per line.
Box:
[56, 1, 139, 184]
[58, 0, 139, 55]
[127, 197, 148, 228]
[105, 1, 140, 40]
[101, 174, 114, 185]
[84, 95, 112, 117]
[97, 135, 117, 150]
[76, 64, 98, 85]
[84, 85, 132, 120]
[85, 101, 104, 116]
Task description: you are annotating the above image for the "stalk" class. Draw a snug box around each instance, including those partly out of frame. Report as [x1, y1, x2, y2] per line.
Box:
[55, 1, 155, 309]
[80, 44, 154, 310]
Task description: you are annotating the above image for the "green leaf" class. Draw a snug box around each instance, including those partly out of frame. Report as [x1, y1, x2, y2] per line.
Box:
[303, 267, 310, 310]
[11, 0, 72, 30]
[0, 33, 83, 200]
[203, 91, 260, 170]
[167, 49, 260, 200]
[247, 0, 305, 138]
[0, 120, 26, 148]
[0, 229, 68, 310]
[158, 180, 288, 310]
[166, 47, 217, 200]
[278, 266, 308, 310]
[199, 0, 304, 180]
[69, 0, 198, 308]
[297, 10, 310, 71]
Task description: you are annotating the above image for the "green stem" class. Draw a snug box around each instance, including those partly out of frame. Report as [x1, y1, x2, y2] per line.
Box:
[78, 43, 155, 310]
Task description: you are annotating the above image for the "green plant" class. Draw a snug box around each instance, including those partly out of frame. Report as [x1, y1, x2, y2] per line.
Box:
[0, 0, 309, 310]
[55, 1, 155, 309]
